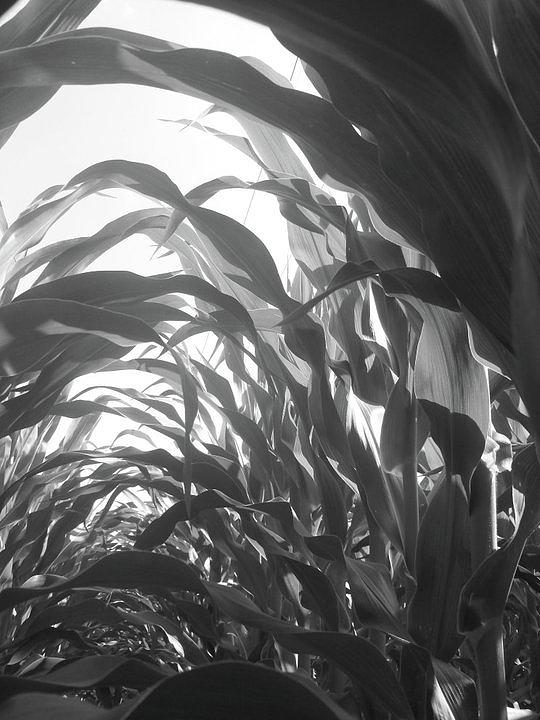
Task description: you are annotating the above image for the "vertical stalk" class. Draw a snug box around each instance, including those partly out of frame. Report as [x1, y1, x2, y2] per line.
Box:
[363, 488, 387, 656]
[469, 461, 507, 720]
[402, 393, 418, 575]
[470, 461, 497, 569]
[474, 624, 507, 720]
[364, 498, 389, 720]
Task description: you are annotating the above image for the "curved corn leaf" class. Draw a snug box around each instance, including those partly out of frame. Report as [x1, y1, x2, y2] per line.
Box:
[0, 298, 163, 377]
[0, 655, 173, 698]
[0, 0, 101, 153]
[120, 661, 356, 720]
[280, 262, 459, 325]
[0, 550, 205, 613]
[0, 694, 119, 720]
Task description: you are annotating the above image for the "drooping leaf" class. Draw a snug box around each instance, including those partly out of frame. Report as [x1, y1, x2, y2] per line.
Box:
[20, 598, 124, 638]
[7, 209, 169, 290]
[0, 0, 101, 49]
[0, 298, 165, 377]
[0, 0, 101, 153]
[120, 661, 355, 720]
[0, 694, 119, 720]
[0, 32, 418, 251]
[0, 551, 205, 612]
[183, 0, 526, 350]
[170, 201, 297, 313]
[280, 262, 459, 325]
[0, 655, 173, 697]
[0, 338, 128, 437]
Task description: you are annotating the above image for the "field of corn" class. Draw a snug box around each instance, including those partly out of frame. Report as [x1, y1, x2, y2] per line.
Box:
[0, 1, 539, 718]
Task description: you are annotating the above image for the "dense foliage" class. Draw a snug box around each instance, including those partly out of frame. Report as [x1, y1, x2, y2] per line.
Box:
[0, 1, 540, 718]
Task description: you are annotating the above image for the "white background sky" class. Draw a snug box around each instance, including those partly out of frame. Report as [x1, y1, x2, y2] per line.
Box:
[0, 0, 319, 278]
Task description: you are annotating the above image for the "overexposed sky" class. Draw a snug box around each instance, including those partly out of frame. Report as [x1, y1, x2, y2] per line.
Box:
[0, 0, 319, 277]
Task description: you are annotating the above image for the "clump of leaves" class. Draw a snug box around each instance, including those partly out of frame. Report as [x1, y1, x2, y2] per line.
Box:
[1, 1, 540, 719]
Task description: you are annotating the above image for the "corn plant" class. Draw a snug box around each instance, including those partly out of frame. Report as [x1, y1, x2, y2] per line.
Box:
[0, 1, 539, 719]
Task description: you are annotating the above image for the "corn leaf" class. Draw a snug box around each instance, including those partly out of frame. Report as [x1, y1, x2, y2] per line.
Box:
[408, 474, 470, 660]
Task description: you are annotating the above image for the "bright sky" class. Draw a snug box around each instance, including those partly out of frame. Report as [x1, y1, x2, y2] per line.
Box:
[0, 0, 320, 279]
